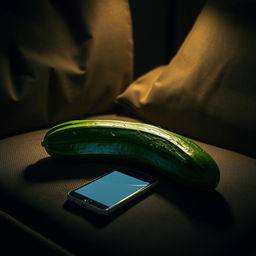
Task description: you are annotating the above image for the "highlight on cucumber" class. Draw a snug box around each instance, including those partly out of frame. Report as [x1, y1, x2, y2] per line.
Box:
[41, 120, 220, 189]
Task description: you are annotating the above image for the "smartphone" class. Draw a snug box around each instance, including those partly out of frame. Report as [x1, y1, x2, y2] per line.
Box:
[67, 168, 158, 215]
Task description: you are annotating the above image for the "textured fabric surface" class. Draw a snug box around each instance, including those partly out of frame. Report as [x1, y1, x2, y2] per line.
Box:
[1, 114, 256, 255]
[0, 0, 133, 138]
[117, 0, 256, 157]
[0, 210, 72, 255]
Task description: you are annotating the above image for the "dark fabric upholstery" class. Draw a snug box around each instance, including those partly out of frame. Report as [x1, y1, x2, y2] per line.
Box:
[0, 0, 133, 139]
[1, 114, 256, 255]
[0, 210, 72, 255]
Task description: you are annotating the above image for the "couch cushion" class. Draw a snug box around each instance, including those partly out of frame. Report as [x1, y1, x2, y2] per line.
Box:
[117, 0, 256, 158]
[1, 114, 256, 255]
[0, 0, 133, 138]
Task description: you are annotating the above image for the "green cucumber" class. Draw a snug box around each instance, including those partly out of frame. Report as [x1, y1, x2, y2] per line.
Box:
[41, 120, 220, 189]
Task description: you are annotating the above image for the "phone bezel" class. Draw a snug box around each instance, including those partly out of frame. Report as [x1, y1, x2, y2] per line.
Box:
[67, 167, 158, 215]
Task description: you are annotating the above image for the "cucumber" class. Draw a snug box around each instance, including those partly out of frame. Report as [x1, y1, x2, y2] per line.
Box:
[41, 120, 220, 189]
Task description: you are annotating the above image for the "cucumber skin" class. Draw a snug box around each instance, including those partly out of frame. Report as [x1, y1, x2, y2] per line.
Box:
[41, 120, 220, 189]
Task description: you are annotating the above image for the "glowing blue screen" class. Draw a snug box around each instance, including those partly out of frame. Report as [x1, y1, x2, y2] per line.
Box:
[75, 171, 149, 207]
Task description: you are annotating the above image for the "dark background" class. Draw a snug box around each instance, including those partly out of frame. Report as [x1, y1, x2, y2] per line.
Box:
[129, 0, 206, 79]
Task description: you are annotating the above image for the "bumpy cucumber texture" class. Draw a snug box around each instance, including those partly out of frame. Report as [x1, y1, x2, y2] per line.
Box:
[42, 120, 220, 189]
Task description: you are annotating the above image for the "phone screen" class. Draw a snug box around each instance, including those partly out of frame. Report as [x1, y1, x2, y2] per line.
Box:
[74, 170, 150, 207]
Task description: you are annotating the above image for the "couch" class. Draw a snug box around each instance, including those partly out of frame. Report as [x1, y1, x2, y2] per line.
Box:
[1, 1, 256, 255]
